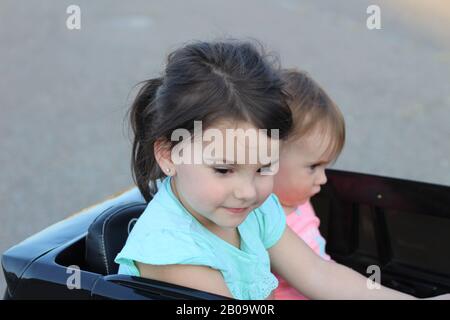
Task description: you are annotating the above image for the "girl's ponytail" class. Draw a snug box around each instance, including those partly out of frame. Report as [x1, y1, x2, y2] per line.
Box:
[129, 78, 163, 202]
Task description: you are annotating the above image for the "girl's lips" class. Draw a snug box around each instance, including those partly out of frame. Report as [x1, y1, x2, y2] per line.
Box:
[224, 207, 249, 214]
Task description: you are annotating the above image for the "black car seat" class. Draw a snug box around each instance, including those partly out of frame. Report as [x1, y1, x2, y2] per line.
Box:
[85, 202, 147, 275]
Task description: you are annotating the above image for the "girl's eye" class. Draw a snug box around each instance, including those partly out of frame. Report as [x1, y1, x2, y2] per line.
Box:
[214, 168, 232, 175]
[309, 165, 318, 171]
[257, 166, 271, 174]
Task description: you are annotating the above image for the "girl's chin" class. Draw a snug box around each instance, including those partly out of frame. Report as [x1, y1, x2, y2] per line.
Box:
[216, 218, 246, 230]
[280, 198, 309, 209]
[296, 198, 310, 206]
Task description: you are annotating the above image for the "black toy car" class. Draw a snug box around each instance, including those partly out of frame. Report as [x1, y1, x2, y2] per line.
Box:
[2, 169, 450, 299]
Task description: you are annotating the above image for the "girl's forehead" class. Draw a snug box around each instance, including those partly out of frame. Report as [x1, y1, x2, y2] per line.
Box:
[175, 119, 280, 166]
[205, 119, 257, 131]
[198, 120, 279, 144]
[290, 130, 335, 162]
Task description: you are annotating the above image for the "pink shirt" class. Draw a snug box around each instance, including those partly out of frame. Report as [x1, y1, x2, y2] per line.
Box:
[273, 201, 331, 300]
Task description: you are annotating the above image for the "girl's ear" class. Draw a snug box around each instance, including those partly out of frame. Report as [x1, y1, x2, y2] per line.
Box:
[154, 138, 176, 176]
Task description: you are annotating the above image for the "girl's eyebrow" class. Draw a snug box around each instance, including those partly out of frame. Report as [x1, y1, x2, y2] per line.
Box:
[308, 159, 330, 166]
[204, 158, 280, 166]
[204, 158, 237, 165]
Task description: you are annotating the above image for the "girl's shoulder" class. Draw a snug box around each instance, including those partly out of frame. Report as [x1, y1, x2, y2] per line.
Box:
[115, 186, 214, 274]
[132, 180, 194, 233]
[244, 194, 287, 249]
[250, 193, 285, 222]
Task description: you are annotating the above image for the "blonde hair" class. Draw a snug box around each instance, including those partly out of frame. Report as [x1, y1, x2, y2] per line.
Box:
[282, 69, 345, 162]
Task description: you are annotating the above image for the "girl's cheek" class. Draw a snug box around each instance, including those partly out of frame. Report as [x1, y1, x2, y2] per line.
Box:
[286, 172, 301, 192]
[259, 176, 274, 198]
[199, 181, 221, 199]
[187, 174, 216, 199]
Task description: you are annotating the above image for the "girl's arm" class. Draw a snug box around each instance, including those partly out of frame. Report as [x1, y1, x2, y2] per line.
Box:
[269, 226, 416, 300]
[136, 262, 234, 298]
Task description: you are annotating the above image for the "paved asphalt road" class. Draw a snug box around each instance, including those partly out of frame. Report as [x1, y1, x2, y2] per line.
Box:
[1, 0, 449, 297]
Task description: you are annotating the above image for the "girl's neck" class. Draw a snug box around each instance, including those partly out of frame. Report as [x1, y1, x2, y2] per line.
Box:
[281, 204, 297, 217]
[170, 177, 209, 225]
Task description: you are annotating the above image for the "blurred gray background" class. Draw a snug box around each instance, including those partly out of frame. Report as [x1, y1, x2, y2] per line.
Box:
[1, 0, 449, 297]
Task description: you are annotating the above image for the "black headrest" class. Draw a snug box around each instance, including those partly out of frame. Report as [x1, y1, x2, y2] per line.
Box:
[85, 202, 147, 275]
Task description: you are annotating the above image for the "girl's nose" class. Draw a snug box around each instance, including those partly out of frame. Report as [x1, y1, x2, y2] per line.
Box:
[234, 178, 257, 202]
[317, 169, 328, 185]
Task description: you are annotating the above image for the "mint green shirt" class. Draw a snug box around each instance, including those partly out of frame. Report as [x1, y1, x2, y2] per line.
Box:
[114, 176, 286, 300]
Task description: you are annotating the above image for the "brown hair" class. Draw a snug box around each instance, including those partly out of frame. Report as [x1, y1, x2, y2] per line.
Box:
[281, 69, 345, 162]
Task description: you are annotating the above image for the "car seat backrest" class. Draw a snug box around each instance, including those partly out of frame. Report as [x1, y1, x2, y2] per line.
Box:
[85, 202, 147, 275]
